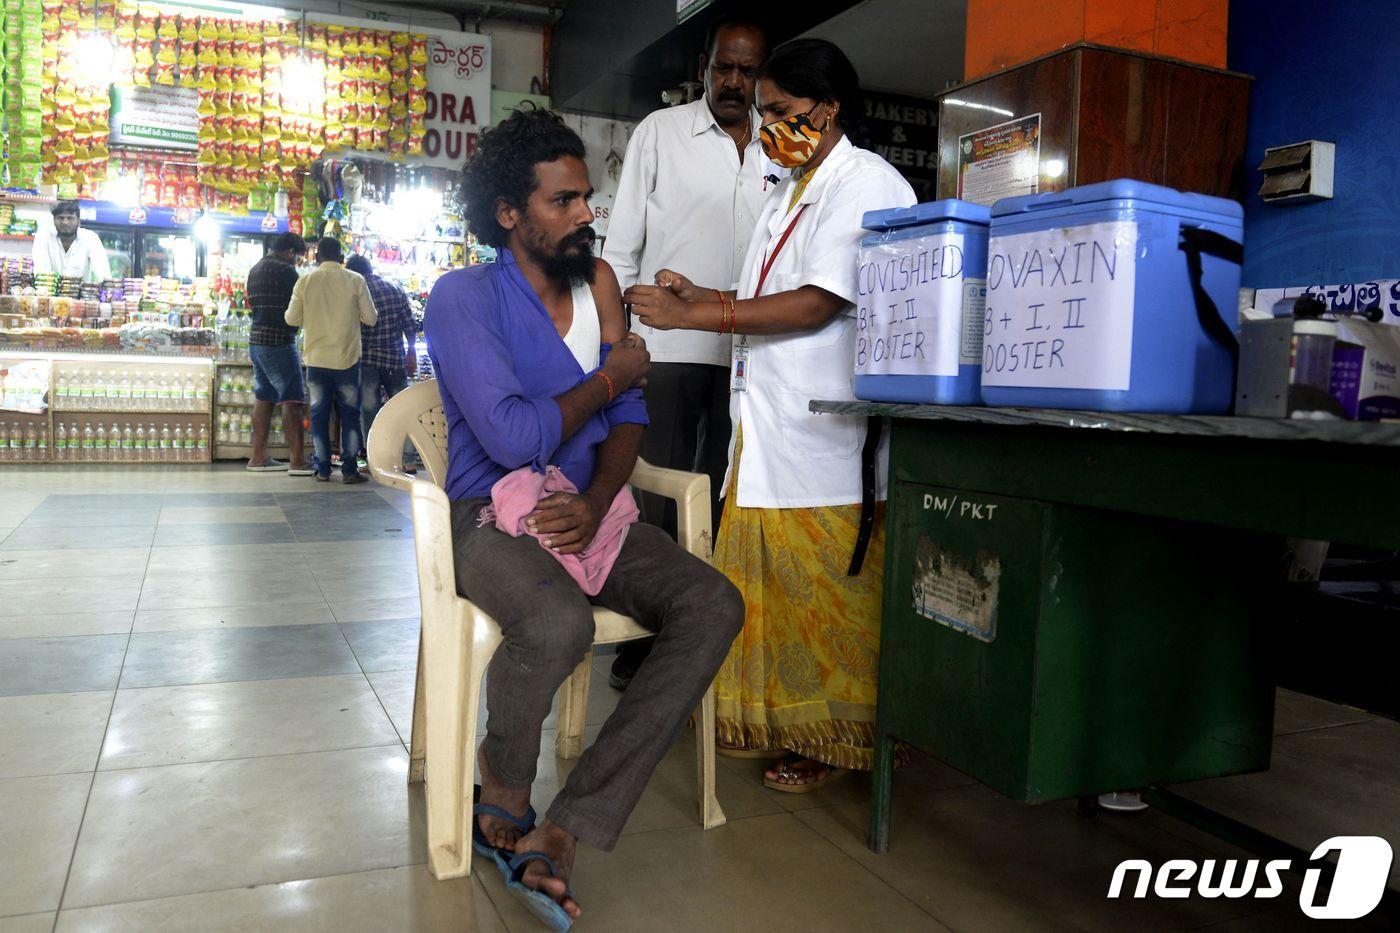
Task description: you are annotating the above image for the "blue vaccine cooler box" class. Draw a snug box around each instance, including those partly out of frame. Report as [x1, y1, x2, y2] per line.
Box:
[854, 199, 991, 405]
[980, 179, 1244, 414]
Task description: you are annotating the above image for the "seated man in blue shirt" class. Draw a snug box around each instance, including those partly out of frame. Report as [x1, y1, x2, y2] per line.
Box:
[424, 108, 744, 924]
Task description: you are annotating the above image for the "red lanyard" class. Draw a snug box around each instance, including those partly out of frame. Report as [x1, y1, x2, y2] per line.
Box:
[754, 203, 810, 296]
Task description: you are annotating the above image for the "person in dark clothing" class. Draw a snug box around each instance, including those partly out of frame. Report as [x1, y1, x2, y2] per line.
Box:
[345, 254, 418, 464]
[246, 234, 310, 473]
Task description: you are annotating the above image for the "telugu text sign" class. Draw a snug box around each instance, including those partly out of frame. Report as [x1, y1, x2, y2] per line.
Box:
[981, 221, 1138, 391]
[417, 26, 492, 169]
[957, 113, 1041, 207]
[109, 85, 200, 151]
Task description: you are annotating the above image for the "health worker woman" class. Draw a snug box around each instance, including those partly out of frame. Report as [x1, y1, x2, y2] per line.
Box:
[624, 38, 915, 792]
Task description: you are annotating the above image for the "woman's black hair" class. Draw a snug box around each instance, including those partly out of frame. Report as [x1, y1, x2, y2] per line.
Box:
[757, 38, 863, 133]
[457, 106, 586, 249]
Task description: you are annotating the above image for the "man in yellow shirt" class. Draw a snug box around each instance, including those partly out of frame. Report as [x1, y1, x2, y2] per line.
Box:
[285, 237, 378, 483]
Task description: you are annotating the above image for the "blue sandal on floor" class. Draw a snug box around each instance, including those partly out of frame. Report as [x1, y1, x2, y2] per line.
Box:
[506, 851, 576, 932]
[471, 785, 536, 872]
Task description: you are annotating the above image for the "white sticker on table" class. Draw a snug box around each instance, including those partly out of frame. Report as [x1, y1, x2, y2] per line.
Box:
[981, 221, 1138, 391]
[856, 232, 968, 378]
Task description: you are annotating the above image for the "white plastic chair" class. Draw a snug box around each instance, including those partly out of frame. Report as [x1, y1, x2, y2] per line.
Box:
[367, 379, 726, 880]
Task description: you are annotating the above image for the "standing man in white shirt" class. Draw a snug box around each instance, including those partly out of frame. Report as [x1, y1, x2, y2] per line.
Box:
[602, 17, 771, 689]
[33, 201, 112, 283]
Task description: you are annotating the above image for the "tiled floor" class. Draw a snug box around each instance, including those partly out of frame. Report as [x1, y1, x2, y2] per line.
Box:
[0, 464, 1396, 931]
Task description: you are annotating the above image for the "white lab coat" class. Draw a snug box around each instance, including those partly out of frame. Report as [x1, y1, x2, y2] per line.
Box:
[725, 136, 916, 508]
[32, 227, 112, 283]
[603, 99, 779, 367]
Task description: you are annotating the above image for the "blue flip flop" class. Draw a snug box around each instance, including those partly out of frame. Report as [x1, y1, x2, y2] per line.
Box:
[471, 784, 537, 872]
[505, 851, 576, 932]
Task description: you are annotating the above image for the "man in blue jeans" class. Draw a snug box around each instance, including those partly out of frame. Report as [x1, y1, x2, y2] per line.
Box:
[285, 237, 377, 483]
[245, 233, 311, 474]
[345, 254, 418, 465]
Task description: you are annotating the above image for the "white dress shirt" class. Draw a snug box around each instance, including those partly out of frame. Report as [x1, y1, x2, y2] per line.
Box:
[725, 136, 917, 508]
[33, 227, 112, 283]
[603, 98, 779, 367]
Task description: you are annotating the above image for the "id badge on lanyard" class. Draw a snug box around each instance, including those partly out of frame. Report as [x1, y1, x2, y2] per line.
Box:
[732, 203, 811, 394]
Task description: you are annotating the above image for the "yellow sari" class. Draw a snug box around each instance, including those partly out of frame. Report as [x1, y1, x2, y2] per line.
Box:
[712, 431, 887, 770]
[713, 166, 889, 771]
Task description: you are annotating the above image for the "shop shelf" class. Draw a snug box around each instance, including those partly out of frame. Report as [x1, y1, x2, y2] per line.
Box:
[54, 403, 211, 411]
[52, 456, 212, 465]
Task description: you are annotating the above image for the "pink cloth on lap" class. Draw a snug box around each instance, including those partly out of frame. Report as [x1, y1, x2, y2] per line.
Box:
[479, 465, 639, 596]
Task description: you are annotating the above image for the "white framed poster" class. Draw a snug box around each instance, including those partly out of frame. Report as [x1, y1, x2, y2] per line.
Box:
[957, 114, 1041, 207]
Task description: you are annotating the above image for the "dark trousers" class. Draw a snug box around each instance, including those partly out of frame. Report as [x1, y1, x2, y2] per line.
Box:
[450, 499, 744, 851]
[638, 362, 731, 537]
[306, 365, 361, 478]
[359, 364, 412, 460]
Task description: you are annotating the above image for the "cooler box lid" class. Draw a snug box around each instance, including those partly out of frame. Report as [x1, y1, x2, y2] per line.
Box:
[990, 179, 1244, 221]
[862, 198, 992, 233]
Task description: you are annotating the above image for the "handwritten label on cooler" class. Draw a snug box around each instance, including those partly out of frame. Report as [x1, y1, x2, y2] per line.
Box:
[856, 233, 968, 378]
[982, 221, 1138, 391]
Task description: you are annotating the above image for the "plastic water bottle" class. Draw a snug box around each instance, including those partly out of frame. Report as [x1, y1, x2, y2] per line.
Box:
[121, 423, 134, 460]
[55, 422, 67, 461]
[94, 423, 107, 459]
[81, 423, 94, 461]
[118, 371, 131, 407]
[134, 423, 147, 460]
[182, 374, 196, 410]
[197, 423, 209, 458]
[160, 423, 173, 461]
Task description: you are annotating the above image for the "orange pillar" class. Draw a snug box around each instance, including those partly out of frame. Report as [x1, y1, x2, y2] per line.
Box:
[964, 0, 1229, 80]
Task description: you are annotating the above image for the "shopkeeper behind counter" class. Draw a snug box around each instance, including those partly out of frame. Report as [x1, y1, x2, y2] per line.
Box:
[33, 200, 112, 284]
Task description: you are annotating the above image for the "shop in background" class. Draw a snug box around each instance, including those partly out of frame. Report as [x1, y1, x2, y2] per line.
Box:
[0, 1, 492, 466]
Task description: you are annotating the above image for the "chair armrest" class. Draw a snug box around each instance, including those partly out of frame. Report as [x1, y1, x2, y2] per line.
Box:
[372, 464, 416, 493]
[629, 458, 714, 560]
[409, 477, 461, 625]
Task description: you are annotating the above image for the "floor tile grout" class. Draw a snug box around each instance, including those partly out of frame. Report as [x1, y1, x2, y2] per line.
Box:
[95, 740, 410, 776]
[48, 853, 439, 917]
[44, 526, 158, 922]
[1273, 717, 1376, 738]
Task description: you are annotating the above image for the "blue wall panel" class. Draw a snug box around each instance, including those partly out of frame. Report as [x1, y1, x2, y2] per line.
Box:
[1228, 0, 1400, 288]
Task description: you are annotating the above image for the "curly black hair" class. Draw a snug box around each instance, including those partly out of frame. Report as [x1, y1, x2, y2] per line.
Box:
[458, 107, 586, 249]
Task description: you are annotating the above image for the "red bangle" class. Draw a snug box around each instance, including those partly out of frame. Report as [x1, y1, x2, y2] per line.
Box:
[596, 370, 615, 401]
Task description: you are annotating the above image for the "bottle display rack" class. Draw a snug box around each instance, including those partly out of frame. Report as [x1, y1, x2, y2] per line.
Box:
[0, 352, 214, 466]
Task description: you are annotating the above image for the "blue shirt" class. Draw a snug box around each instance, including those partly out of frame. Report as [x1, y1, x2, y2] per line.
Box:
[359, 273, 416, 370]
[423, 249, 648, 501]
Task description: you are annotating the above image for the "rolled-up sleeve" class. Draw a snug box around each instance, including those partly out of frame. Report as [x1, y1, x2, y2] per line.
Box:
[424, 279, 562, 471]
[597, 343, 649, 430]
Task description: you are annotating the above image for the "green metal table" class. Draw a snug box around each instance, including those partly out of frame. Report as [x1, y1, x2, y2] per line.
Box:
[810, 401, 1400, 859]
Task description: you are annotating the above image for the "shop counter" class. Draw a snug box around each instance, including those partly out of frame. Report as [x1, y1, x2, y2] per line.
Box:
[810, 401, 1400, 857]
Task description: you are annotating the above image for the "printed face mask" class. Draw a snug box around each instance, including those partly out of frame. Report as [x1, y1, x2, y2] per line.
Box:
[759, 106, 827, 168]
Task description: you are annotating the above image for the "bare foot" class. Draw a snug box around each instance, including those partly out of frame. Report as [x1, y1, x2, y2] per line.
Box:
[477, 746, 532, 850]
[764, 756, 835, 786]
[513, 820, 581, 921]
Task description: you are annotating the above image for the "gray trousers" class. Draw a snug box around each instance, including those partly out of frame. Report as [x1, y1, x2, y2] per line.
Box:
[450, 497, 744, 851]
